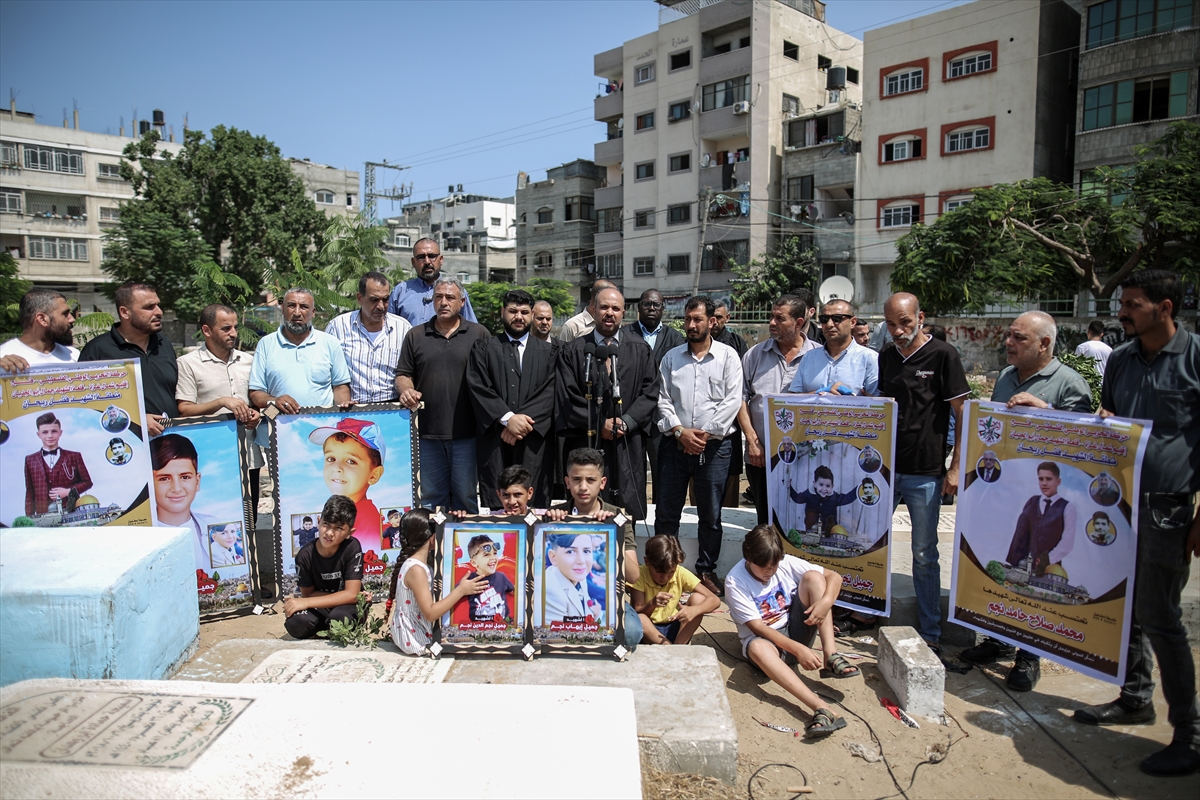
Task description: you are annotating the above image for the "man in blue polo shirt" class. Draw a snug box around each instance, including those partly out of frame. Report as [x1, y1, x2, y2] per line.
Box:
[249, 287, 351, 413]
[387, 238, 477, 326]
[788, 299, 878, 397]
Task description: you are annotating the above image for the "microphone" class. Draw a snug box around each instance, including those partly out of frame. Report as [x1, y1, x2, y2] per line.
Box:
[583, 340, 596, 384]
[609, 348, 621, 399]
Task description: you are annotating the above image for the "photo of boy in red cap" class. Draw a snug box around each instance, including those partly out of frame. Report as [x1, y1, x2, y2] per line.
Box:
[308, 418, 386, 552]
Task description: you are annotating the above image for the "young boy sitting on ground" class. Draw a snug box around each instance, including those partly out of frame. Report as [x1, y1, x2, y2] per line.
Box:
[725, 524, 859, 739]
[283, 495, 368, 639]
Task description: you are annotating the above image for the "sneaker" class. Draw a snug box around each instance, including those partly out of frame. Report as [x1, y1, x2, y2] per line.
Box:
[1006, 657, 1040, 692]
[960, 637, 1016, 665]
[1140, 741, 1200, 777]
[1073, 699, 1156, 726]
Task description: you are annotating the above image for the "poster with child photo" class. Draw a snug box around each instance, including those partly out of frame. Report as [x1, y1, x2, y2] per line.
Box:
[531, 520, 625, 658]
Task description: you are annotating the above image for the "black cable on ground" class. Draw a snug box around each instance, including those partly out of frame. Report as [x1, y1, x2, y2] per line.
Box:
[747, 762, 809, 800]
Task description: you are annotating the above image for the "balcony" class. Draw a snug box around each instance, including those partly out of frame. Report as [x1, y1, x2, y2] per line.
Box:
[594, 46, 623, 79]
[699, 104, 748, 140]
[699, 45, 751, 85]
[595, 183, 623, 209]
[699, 157, 750, 191]
[594, 137, 624, 166]
[594, 91, 623, 122]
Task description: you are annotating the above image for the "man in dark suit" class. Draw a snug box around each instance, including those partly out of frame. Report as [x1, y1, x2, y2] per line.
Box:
[557, 287, 659, 519]
[975, 450, 1002, 484]
[24, 412, 92, 516]
[467, 289, 558, 508]
[621, 289, 684, 502]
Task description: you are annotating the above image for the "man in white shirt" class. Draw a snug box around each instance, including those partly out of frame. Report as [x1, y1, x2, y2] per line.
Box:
[655, 296, 744, 596]
[1074, 320, 1113, 377]
[0, 289, 78, 372]
[325, 271, 412, 403]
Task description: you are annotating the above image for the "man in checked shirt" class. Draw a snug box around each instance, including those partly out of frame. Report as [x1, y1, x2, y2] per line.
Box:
[326, 271, 412, 404]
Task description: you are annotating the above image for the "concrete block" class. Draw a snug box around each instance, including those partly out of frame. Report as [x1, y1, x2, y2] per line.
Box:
[0, 678, 641, 799]
[877, 626, 945, 721]
[174, 638, 451, 684]
[447, 644, 738, 784]
[0, 527, 198, 686]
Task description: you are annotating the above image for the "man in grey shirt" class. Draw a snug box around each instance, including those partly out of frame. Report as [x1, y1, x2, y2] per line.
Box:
[960, 311, 1092, 692]
[1071, 271, 1200, 778]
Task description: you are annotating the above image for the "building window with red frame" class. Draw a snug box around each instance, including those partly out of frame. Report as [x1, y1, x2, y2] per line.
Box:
[884, 67, 924, 96]
[880, 202, 920, 228]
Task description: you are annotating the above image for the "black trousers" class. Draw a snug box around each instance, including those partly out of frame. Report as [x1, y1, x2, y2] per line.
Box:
[747, 463, 769, 524]
[284, 603, 359, 640]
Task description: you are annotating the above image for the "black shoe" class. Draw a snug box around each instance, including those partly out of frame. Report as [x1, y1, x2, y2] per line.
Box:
[1006, 657, 1040, 692]
[1073, 699, 1156, 726]
[960, 637, 1016, 664]
[1140, 741, 1200, 777]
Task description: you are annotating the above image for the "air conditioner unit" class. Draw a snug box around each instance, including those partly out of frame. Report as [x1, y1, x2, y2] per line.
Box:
[732, 101, 751, 115]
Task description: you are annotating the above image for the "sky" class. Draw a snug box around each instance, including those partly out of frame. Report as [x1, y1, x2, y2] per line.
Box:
[0, 0, 972, 210]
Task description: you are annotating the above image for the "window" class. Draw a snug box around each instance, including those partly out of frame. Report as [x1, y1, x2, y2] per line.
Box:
[782, 94, 800, 116]
[25, 192, 85, 218]
[818, 55, 832, 71]
[431, 223, 441, 233]
[23, 145, 83, 174]
[948, 52, 992, 79]
[946, 127, 990, 153]
[702, 75, 750, 111]
[635, 63, 655, 84]
[99, 206, 121, 222]
[445, 221, 454, 229]
[597, 254, 622, 278]
[670, 50, 692, 71]
[667, 254, 690, 273]
[565, 196, 595, 222]
[537, 208, 553, 224]
[490, 216, 502, 226]
[701, 239, 748, 272]
[669, 153, 691, 172]
[636, 111, 655, 131]
[598, 207, 622, 233]
[347, 194, 356, 207]
[787, 175, 815, 204]
[635, 161, 655, 180]
[1083, 71, 1189, 130]
[394, 233, 411, 247]
[565, 249, 582, 267]
[0, 141, 16, 165]
[634, 257, 655, 276]
[788, 111, 845, 147]
[884, 68, 924, 96]
[634, 209, 655, 228]
[784, 41, 799, 61]
[535, 251, 552, 269]
[1087, 0, 1193, 49]
[97, 163, 123, 180]
[315, 190, 334, 204]
[1081, 167, 1133, 206]
[28, 236, 88, 260]
[668, 101, 692, 122]
[882, 137, 922, 162]
[944, 196, 973, 213]
[846, 67, 859, 85]
[467, 216, 476, 227]
[667, 203, 691, 224]
[0, 189, 20, 214]
[881, 204, 919, 228]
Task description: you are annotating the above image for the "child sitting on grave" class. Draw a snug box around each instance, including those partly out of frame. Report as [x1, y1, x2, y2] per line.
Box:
[725, 524, 859, 739]
[464, 534, 514, 622]
[307, 418, 386, 552]
[284, 495, 368, 640]
[630, 535, 720, 645]
[386, 508, 487, 655]
[449, 465, 547, 519]
[788, 465, 857, 534]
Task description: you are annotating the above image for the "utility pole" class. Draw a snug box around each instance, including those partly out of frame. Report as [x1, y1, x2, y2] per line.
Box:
[692, 187, 714, 297]
[364, 160, 412, 223]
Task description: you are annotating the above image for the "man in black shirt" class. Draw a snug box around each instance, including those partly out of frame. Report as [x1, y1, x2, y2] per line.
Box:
[877, 292, 969, 650]
[284, 495, 365, 639]
[78, 282, 177, 437]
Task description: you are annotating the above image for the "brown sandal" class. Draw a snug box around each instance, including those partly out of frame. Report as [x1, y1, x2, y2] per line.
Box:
[824, 652, 860, 679]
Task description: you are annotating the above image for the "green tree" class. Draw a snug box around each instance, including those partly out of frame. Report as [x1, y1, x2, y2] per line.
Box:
[102, 127, 328, 319]
[985, 560, 1007, 584]
[730, 235, 819, 306]
[1056, 352, 1102, 412]
[0, 252, 31, 335]
[320, 213, 408, 298]
[12, 516, 35, 528]
[467, 278, 576, 335]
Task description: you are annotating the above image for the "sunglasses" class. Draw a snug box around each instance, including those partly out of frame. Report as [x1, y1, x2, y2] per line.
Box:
[818, 314, 854, 325]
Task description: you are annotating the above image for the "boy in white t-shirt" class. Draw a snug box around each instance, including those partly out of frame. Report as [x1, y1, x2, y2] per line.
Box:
[725, 524, 858, 738]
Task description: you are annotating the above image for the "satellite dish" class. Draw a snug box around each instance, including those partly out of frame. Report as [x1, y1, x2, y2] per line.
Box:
[841, 211, 855, 226]
[819, 275, 855, 304]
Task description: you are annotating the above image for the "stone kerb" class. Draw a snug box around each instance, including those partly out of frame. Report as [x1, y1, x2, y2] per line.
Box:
[877, 625, 945, 721]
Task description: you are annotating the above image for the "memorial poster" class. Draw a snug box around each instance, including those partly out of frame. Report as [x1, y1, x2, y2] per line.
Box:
[531, 520, 625, 657]
[950, 400, 1151, 684]
[271, 405, 415, 601]
[764, 394, 897, 616]
[156, 414, 257, 612]
[0, 361, 154, 529]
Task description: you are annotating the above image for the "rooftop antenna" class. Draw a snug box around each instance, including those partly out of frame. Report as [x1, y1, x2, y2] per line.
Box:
[363, 159, 412, 223]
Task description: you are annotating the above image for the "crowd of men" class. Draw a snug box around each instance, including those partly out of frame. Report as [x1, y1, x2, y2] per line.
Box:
[1, 234, 1197, 776]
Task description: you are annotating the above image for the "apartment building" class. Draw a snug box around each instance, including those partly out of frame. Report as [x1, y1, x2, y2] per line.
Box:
[514, 160, 602, 295]
[591, 0, 862, 301]
[389, 189, 518, 283]
[855, 0, 1080, 313]
[288, 158, 360, 220]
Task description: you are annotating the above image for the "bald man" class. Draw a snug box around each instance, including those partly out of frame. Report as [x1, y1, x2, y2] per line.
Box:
[531, 300, 555, 341]
[877, 292, 969, 650]
[558, 280, 617, 343]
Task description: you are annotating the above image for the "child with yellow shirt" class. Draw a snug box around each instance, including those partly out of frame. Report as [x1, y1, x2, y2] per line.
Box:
[631, 535, 720, 644]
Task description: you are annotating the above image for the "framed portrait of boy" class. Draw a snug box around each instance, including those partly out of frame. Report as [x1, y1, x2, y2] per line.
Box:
[531, 519, 626, 658]
[157, 413, 258, 614]
[267, 404, 416, 601]
[431, 515, 530, 657]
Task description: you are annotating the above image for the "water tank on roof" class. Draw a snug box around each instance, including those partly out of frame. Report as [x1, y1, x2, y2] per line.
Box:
[152, 109, 165, 125]
[139, 120, 151, 135]
[826, 66, 846, 90]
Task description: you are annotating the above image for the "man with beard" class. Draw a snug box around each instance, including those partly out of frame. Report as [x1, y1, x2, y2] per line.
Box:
[387, 238, 477, 326]
[531, 300, 555, 341]
[556, 286, 658, 519]
[0, 288, 78, 372]
[559, 280, 617, 343]
[325, 271, 412, 403]
[79, 282, 178, 437]
[622, 289, 684, 501]
[249, 287, 352, 413]
[876, 292, 969, 651]
[789, 299, 879, 397]
[467, 288, 558, 507]
[711, 299, 747, 507]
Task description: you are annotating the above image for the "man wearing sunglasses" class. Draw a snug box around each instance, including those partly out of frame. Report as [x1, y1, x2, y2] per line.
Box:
[788, 300, 879, 397]
[387, 238, 478, 326]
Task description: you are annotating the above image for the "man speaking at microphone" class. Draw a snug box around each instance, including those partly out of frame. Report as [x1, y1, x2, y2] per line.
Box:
[555, 287, 659, 518]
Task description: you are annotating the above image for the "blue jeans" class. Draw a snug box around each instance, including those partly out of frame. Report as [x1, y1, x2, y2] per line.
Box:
[419, 437, 478, 513]
[655, 438, 732, 574]
[1120, 496, 1198, 746]
[624, 602, 643, 652]
[894, 473, 942, 644]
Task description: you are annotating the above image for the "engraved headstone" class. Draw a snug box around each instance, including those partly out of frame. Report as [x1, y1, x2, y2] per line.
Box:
[240, 650, 452, 685]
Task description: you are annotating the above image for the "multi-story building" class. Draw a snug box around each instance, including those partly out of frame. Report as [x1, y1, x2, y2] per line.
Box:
[387, 189, 517, 283]
[855, 0, 1081, 313]
[288, 158, 360, 220]
[514, 160, 602, 298]
[592, 0, 862, 302]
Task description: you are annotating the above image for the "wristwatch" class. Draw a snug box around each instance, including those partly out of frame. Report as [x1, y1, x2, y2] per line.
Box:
[672, 426, 683, 439]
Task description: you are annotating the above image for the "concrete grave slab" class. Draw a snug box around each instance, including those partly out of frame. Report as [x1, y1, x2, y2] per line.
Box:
[0, 527, 198, 687]
[240, 648, 452, 685]
[447, 645, 738, 784]
[877, 625, 945, 721]
[0, 678, 642, 799]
